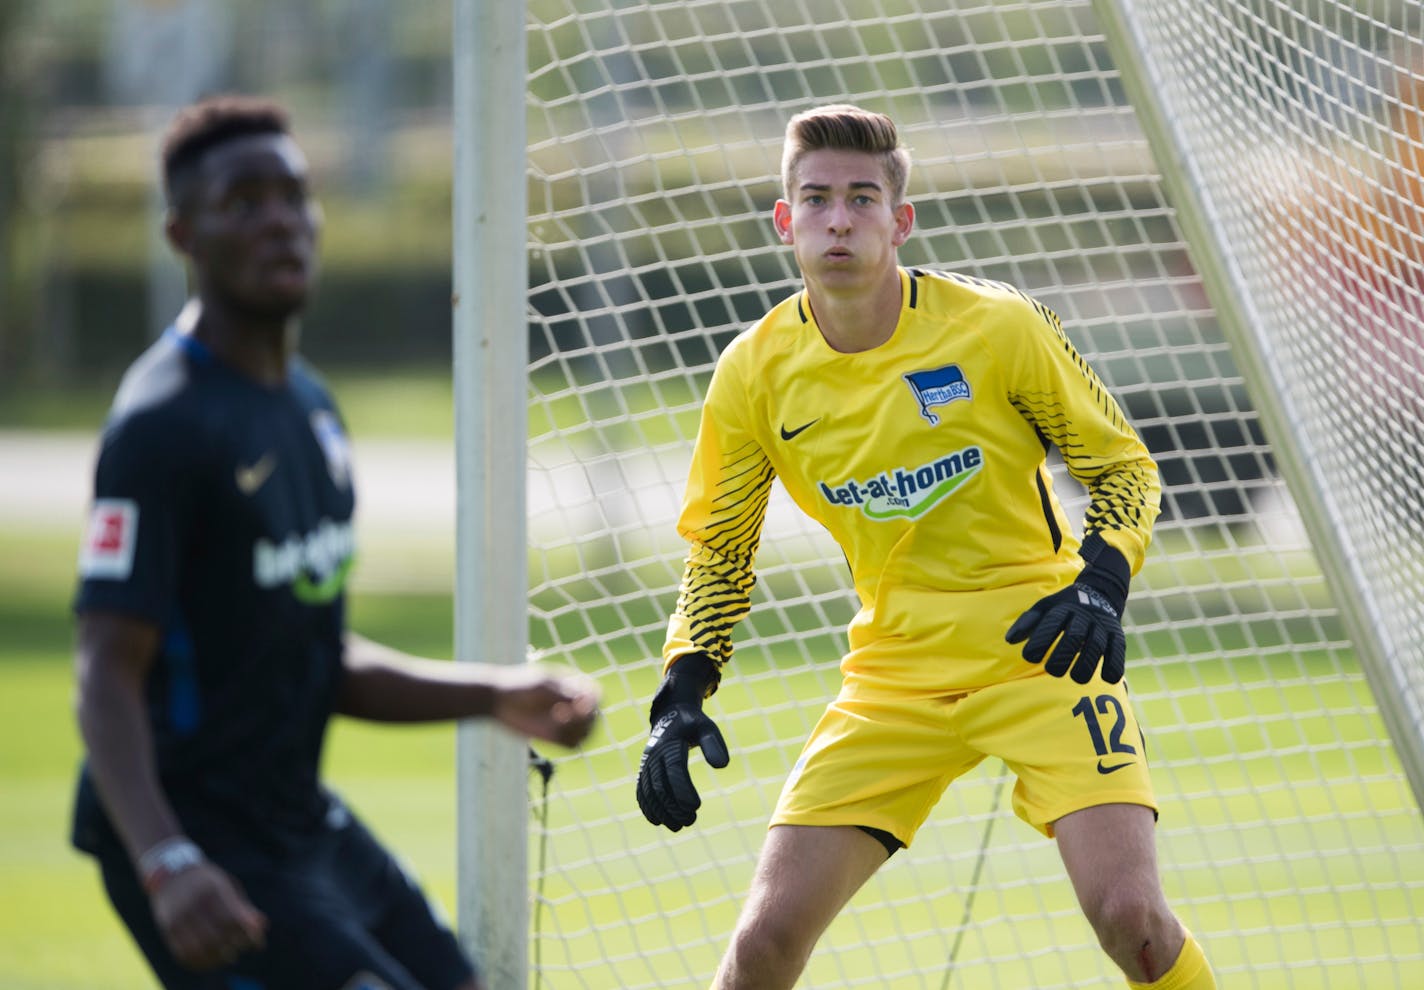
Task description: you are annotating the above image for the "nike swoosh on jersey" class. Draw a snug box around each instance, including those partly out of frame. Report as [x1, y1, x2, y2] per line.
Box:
[779, 419, 820, 441]
[236, 453, 277, 495]
[1097, 759, 1134, 775]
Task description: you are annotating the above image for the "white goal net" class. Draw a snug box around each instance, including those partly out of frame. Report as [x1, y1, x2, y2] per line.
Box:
[512, 1, 1424, 987]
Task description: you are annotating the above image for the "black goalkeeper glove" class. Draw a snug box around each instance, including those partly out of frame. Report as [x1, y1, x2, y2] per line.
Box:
[636, 652, 729, 831]
[1006, 535, 1132, 685]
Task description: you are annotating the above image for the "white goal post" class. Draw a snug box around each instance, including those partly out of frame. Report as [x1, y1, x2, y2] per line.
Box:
[452, 1, 530, 987]
[456, 2, 1424, 988]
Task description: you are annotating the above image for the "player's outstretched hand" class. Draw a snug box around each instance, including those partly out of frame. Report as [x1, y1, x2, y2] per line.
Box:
[150, 860, 268, 972]
[636, 653, 728, 831]
[1007, 581, 1127, 685]
[492, 667, 601, 749]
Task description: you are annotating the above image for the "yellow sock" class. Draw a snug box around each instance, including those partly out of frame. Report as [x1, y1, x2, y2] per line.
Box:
[1126, 932, 1216, 990]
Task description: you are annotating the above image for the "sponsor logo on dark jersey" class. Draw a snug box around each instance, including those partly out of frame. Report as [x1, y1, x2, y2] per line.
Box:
[253, 517, 355, 603]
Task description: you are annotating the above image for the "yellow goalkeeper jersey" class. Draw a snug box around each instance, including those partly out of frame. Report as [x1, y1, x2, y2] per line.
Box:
[665, 267, 1160, 693]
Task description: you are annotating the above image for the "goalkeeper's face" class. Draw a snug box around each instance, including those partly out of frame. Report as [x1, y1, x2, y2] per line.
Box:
[774, 148, 914, 291]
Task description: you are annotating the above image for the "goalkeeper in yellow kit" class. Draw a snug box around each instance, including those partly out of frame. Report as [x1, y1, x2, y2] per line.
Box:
[635, 105, 1217, 990]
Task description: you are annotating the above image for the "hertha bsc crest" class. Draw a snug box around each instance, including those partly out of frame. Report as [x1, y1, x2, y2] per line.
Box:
[902, 364, 971, 425]
[310, 410, 352, 488]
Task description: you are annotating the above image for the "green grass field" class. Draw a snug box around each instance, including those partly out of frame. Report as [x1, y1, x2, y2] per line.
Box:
[4, 385, 1423, 989]
[5, 515, 1424, 989]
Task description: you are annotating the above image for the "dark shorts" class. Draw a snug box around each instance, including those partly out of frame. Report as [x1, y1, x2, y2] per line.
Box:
[92, 807, 475, 990]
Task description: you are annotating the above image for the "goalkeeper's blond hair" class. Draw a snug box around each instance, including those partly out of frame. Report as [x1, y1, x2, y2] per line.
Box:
[780, 104, 912, 205]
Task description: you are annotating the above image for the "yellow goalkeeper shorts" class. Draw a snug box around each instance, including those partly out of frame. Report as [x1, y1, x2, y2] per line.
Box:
[769, 668, 1157, 846]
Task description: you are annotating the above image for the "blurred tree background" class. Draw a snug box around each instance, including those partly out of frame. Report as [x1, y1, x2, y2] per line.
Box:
[0, 0, 1251, 517]
[0, 0, 461, 401]
[2, 0, 1411, 515]
[1, 0, 35, 381]
[0, 1, 1160, 386]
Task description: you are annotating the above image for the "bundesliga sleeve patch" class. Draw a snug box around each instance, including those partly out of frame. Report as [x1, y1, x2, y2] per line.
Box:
[79, 498, 138, 580]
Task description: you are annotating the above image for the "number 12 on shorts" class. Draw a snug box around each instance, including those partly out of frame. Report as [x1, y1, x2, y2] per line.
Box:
[1072, 694, 1146, 769]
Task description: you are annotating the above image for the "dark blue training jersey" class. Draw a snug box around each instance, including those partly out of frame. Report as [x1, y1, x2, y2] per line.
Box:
[71, 325, 358, 856]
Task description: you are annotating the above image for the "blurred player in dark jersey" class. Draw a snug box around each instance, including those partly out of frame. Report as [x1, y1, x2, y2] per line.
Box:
[71, 95, 599, 990]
